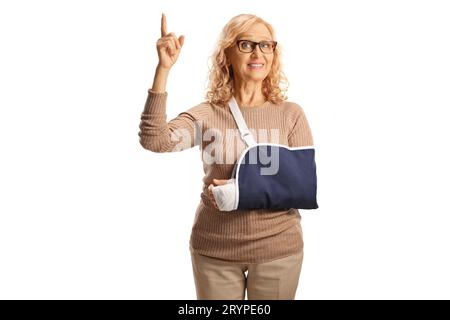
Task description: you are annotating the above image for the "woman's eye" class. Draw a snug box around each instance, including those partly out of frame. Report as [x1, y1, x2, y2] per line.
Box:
[242, 42, 252, 48]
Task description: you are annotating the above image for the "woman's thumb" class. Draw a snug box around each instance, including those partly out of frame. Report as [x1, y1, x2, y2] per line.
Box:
[178, 35, 185, 47]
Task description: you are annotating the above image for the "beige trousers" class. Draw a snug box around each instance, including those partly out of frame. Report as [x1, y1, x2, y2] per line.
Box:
[190, 250, 303, 300]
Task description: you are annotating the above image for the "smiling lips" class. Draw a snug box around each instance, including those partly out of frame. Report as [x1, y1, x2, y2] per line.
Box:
[247, 63, 264, 70]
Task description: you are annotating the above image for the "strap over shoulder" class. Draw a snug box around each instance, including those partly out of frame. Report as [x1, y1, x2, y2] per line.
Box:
[228, 96, 257, 148]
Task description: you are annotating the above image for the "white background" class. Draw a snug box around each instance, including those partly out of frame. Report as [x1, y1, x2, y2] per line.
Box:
[1, 0, 449, 299]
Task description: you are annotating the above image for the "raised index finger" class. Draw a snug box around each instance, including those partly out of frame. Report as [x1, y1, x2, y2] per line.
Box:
[161, 13, 167, 37]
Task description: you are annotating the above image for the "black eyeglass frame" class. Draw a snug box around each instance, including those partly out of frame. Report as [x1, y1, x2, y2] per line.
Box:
[235, 40, 278, 54]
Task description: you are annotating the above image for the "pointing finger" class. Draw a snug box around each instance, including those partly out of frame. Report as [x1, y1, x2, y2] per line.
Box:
[160, 13, 167, 37]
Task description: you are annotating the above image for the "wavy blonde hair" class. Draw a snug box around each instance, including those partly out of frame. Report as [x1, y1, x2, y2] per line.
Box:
[205, 14, 289, 107]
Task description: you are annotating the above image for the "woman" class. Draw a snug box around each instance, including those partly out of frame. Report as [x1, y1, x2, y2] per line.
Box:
[139, 13, 315, 300]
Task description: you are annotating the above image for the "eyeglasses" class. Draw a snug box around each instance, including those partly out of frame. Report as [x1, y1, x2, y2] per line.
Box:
[236, 40, 277, 54]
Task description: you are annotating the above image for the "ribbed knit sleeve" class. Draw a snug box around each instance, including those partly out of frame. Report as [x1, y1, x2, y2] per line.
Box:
[288, 104, 314, 147]
[138, 89, 211, 152]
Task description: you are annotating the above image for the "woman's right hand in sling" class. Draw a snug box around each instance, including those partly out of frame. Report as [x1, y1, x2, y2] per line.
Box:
[156, 13, 185, 70]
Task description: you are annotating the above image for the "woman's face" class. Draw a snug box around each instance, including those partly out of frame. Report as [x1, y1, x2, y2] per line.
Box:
[226, 23, 275, 83]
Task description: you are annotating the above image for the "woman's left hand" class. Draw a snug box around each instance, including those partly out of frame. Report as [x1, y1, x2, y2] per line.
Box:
[208, 178, 228, 209]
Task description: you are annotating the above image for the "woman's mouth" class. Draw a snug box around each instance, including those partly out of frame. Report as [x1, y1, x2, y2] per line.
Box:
[247, 63, 264, 70]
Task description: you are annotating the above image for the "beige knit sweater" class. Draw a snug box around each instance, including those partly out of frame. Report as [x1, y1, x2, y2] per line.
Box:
[139, 89, 315, 264]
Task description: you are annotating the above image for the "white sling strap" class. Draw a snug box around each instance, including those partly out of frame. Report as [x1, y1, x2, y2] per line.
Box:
[228, 96, 257, 147]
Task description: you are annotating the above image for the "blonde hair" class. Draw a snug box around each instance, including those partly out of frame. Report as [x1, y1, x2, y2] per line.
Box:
[205, 14, 289, 107]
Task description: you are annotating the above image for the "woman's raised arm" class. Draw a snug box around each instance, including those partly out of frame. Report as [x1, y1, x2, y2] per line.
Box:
[152, 13, 185, 93]
[138, 14, 209, 153]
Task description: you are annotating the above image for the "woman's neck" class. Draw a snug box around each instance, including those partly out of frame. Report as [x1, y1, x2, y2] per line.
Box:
[233, 81, 266, 107]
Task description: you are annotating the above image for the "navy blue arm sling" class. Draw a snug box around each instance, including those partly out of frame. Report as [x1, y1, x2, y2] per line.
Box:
[224, 96, 319, 211]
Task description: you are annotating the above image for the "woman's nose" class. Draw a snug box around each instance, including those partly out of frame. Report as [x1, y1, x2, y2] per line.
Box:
[251, 48, 262, 58]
